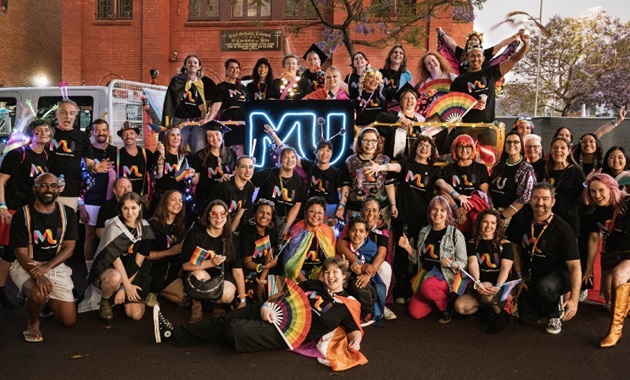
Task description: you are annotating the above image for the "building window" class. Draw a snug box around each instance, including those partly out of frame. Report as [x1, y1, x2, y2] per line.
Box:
[371, 0, 416, 16]
[189, 0, 220, 20]
[96, 0, 133, 20]
[232, 0, 271, 19]
[283, 0, 317, 19]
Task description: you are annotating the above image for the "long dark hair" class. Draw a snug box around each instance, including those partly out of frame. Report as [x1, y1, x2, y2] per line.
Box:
[471, 209, 505, 251]
[199, 199, 235, 260]
[251, 58, 274, 90]
[491, 131, 525, 181]
[572, 133, 603, 171]
[602, 146, 630, 176]
[545, 137, 579, 176]
[150, 190, 187, 241]
[117, 192, 145, 232]
[383, 45, 408, 72]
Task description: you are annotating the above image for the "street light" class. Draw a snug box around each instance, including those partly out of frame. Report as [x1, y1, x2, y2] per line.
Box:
[533, 0, 543, 117]
[35, 74, 49, 87]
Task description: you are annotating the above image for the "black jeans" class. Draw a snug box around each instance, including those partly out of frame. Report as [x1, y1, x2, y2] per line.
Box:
[518, 271, 570, 324]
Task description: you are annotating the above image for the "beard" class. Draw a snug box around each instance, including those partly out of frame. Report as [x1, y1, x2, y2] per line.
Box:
[37, 192, 57, 205]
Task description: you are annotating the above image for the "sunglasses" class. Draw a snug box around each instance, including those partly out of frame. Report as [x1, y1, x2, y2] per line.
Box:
[257, 198, 275, 207]
[210, 211, 228, 218]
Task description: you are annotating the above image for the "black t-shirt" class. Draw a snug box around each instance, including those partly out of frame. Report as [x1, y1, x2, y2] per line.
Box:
[584, 200, 630, 252]
[302, 70, 325, 92]
[300, 280, 359, 342]
[344, 73, 361, 100]
[544, 165, 585, 232]
[181, 224, 242, 276]
[209, 177, 255, 218]
[213, 82, 247, 121]
[391, 159, 441, 226]
[301, 160, 342, 205]
[48, 127, 94, 197]
[96, 199, 118, 229]
[10, 203, 78, 262]
[467, 240, 514, 284]
[148, 219, 184, 282]
[449, 65, 502, 123]
[507, 212, 579, 280]
[174, 81, 204, 119]
[251, 168, 306, 218]
[442, 162, 489, 196]
[269, 76, 312, 100]
[0, 146, 48, 210]
[239, 225, 278, 270]
[115, 147, 158, 196]
[380, 68, 403, 107]
[420, 228, 446, 271]
[245, 81, 270, 101]
[191, 150, 234, 207]
[155, 152, 191, 195]
[84, 144, 117, 205]
[531, 158, 547, 182]
[354, 91, 387, 127]
[490, 163, 519, 209]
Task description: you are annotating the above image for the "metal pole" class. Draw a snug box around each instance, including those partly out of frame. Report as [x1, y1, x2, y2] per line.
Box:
[533, 0, 543, 117]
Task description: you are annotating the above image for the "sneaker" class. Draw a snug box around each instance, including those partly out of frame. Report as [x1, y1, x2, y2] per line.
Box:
[438, 308, 453, 324]
[579, 289, 588, 302]
[546, 318, 562, 334]
[146, 292, 159, 308]
[189, 300, 203, 324]
[99, 298, 113, 322]
[360, 312, 375, 327]
[558, 295, 565, 319]
[383, 306, 397, 320]
[395, 297, 406, 305]
[153, 305, 174, 344]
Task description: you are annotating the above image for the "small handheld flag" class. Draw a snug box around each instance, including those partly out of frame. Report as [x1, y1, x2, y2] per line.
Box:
[189, 246, 217, 267]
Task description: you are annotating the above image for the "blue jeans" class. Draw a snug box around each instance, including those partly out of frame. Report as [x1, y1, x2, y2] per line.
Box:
[175, 119, 205, 155]
[518, 271, 570, 323]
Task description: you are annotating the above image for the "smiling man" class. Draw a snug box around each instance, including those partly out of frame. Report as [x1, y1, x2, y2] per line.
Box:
[506, 182, 582, 335]
[9, 173, 78, 342]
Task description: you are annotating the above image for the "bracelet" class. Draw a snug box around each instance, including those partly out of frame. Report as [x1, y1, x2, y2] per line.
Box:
[120, 285, 125, 291]
[239, 298, 247, 304]
[451, 204, 458, 211]
[78, 200, 85, 206]
[508, 204, 518, 213]
[611, 119, 619, 127]
[516, 271, 523, 279]
[255, 277, 268, 284]
[0, 202, 6, 207]
[262, 303, 270, 309]
[450, 190, 458, 198]
[448, 260, 455, 267]
[338, 203, 346, 208]
[496, 283, 504, 288]
[0, 206, 7, 210]
[473, 282, 478, 290]
[256, 263, 263, 273]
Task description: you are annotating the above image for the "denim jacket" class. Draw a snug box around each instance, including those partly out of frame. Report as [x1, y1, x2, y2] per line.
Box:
[411, 224, 467, 286]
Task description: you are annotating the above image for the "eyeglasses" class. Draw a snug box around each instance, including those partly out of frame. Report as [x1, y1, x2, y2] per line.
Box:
[307, 210, 325, 217]
[457, 145, 473, 150]
[35, 183, 60, 190]
[257, 198, 275, 207]
[210, 211, 228, 218]
[525, 145, 541, 150]
[505, 140, 521, 145]
[418, 143, 432, 149]
[362, 139, 378, 145]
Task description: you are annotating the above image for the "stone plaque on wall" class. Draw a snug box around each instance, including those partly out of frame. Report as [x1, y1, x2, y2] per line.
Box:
[220, 30, 282, 51]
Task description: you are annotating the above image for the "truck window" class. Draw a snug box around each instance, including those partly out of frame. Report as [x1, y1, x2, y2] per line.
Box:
[38, 96, 95, 132]
[0, 97, 17, 137]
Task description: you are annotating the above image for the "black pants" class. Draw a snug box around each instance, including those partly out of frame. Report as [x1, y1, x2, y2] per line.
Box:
[174, 304, 287, 353]
[391, 219, 422, 299]
[347, 274, 377, 317]
[518, 271, 570, 324]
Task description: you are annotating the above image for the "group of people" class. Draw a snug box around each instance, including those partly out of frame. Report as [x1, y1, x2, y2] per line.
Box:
[1, 25, 630, 372]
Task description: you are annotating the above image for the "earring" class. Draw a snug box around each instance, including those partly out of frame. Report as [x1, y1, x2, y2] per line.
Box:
[249, 217, 256, 226]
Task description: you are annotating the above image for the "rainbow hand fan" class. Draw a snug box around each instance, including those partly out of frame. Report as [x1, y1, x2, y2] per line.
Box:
[266, 275, 312, 350]
[417, 78, 452, 98]
[425, 92, 478, 122]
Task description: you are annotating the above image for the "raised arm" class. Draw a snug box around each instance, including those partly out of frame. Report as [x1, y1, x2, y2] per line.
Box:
[594, 106, 627, 139]
[498, 31, 530, 76]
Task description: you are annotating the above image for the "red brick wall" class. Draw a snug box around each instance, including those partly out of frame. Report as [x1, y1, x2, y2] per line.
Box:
[0, 0, 61, 88]
[62, 1, 473, 87]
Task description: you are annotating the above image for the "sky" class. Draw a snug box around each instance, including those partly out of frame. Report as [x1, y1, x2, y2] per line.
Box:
[473, 0, 630, 46]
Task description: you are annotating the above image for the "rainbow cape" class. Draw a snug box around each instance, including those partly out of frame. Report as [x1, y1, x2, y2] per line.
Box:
[279, 220, 336, 281]
[189, 246, 216, 266]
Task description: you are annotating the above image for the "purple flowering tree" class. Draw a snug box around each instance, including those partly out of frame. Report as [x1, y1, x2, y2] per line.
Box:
[285, 0, 487, 57]
[499, 8, 630, 116]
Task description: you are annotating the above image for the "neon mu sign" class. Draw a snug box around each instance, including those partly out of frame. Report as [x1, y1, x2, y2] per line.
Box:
[244, 100, 354, 168]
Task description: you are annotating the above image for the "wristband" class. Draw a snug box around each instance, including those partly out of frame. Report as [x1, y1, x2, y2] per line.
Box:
[78, 200, 85, 206]
[0, 205, 7, 210]
[508, 204, 518, 213]
[516, 271, 523, 279]
[496, 283, 504, 288]
[256, 263, 263, 273]
[120, 285, 125, 291]
[338, 203, 346, 208]
[451, 204, 458, 211]
[239, 298, 246, 304]
[611, 119, 619, 127]
[0, 202, 6, 207]
[262, 303, 270, 308]
[450, 190, 458, 197]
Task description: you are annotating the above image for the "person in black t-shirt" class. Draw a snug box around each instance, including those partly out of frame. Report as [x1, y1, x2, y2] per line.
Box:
[95, 177, 132, 239]
[114, 121, 159, 205]
[10, 173, 78, 342]
[245, 58, 274, 101]
[582, 173, 630, 348]
[449, 30, 530, 123]
[454, 209, 514, 334]
[506, 183, 581, 335]
[0, 119, 52, 308]
[154, 126, 195, 215]
[154, 257, 365, 369]
[48, 100, 112, 210]
[354, 68, 387, 127]
[523, 134, 546, 182]
[209, 156, 255, 232]
[79, 119, 117, 275]
[251, 147, 307, 238]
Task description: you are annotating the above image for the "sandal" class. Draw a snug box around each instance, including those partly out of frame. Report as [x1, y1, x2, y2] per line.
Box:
[23, 329, 43, 343]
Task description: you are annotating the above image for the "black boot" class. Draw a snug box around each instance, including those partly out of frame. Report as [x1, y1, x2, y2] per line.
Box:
[486, 311, 508, 334]
[0, 286, 17, 309]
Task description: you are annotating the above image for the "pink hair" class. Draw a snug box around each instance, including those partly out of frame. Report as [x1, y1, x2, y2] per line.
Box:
[427, 195, 455, 227]
[583, 172, 627, 212]
[451, 134, 477, 161]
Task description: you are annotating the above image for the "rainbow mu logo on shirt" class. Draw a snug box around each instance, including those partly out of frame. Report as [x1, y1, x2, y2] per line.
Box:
[229, 200, 243, 213]
[479, 253, 497, 268]
[466, 78, 488, 92]
[422, 244, 438, 259]
[33, 229, 57, 244]
[207, 166, 224, 177]
[50, 139, 75, 153]
[164, 162, 179, 174]
[272, 186, 294, 202]
[310, 176, 328, 192]
[406, 170, 426, 188]
[306, 291, 333, 313]
[30, 164, 45, 177]
[452, 174, 474, 187]
[122, 166, 143, 177]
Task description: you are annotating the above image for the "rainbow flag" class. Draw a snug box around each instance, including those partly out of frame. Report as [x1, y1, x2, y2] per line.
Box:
[189, 246, 216, 266]
[497, 279, 522, 302]
[410, 266, 442, 294]
[174, 156, 189, 182]
[148, 122, 168, 133]
[253, 235, 271, 258]
[451, 270, 471, 296]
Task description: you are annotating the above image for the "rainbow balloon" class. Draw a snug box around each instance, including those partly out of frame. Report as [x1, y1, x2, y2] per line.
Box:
[425, 92, 478, 122]
[267, 275, 312, 350]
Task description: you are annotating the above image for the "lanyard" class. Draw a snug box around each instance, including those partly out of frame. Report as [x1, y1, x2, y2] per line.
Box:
[527, 214, 553, 281]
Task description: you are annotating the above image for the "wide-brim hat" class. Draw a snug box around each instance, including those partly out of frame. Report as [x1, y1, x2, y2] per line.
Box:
[117, 123, 141, 137]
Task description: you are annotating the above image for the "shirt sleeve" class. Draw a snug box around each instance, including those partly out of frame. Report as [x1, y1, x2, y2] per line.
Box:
[62, 207, 79, 241]
[9, 208, 28, 249]
[0, 149, 21, 176]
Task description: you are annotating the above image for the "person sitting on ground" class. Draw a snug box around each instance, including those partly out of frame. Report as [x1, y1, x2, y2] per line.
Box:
[89, 192, 155, 322]
[454, 209, 514, 334]
[153, 256, 367, 371]
[9, 173, 78, 342]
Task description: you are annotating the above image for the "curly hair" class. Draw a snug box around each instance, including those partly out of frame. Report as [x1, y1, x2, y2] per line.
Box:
[471, 209, 505, 251]
[407, 135, 439, 164]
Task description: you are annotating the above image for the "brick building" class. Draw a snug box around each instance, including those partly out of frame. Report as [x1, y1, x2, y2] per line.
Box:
[0, 0, 61, 88]
[61, 1, 473, 87]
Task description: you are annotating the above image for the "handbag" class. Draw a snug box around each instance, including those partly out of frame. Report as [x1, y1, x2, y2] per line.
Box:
[184, 261, 224, 301]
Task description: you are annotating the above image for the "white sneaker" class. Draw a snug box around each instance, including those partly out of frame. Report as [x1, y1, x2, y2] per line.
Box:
[383, 306, 397, 320]
[146, 292, 160, 308]
[361, 319, 376, 327]
[395, 297, 406, 305]
[579, 289, 588, 302]
[546, 318, 562, 335]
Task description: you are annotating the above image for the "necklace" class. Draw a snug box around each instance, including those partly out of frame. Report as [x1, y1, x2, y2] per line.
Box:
[506, 156, 523, 167]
